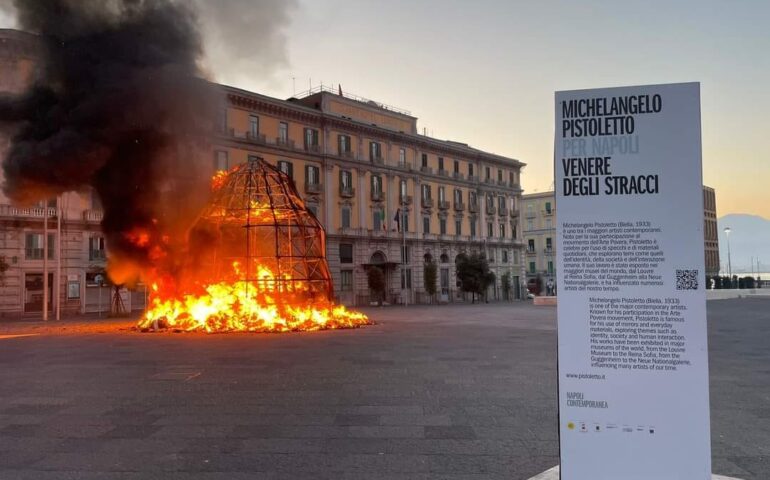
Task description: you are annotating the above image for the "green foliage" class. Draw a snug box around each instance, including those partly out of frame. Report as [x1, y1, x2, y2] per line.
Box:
[456, 252, 493, 302]
[423, 260, 437, 299]
[367, 266, 386, 305]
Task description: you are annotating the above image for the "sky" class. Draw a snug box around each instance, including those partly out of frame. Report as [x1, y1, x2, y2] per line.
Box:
[2, 0, 768, 219]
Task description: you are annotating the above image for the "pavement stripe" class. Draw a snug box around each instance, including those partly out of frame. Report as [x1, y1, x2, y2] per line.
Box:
[0, 334, 40, 340]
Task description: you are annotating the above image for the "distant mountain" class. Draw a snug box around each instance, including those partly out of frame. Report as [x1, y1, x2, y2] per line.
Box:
[717, 214, 770, 275]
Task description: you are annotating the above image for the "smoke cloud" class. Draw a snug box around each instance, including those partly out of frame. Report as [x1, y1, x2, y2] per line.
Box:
[0, 0, 220, 285]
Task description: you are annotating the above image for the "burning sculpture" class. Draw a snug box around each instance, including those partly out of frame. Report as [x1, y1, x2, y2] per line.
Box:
[137, 159, 370, 332]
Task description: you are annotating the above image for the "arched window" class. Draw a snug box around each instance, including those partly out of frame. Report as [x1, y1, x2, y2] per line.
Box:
[423, 253, 433, 264]
[370, 251, 387, 265]
[440, 253, 449, 264]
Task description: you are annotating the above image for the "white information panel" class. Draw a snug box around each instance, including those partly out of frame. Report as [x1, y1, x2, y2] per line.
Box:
[555, 83, 710, 479]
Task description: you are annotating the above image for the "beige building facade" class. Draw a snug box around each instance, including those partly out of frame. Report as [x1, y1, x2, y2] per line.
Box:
[218, 85, 526, 305]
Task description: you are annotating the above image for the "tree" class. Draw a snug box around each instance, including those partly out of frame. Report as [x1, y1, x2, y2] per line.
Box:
[367, 266, 386, 306]
[456, 252, 492, 303]
[423, 260, 437, 303]
[501, 271, 511, 300]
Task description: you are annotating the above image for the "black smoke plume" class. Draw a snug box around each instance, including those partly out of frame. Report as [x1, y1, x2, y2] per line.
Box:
[0, 0, 220, 284]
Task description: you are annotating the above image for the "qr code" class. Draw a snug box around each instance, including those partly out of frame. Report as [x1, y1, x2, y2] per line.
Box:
[676, 269, 699, 290]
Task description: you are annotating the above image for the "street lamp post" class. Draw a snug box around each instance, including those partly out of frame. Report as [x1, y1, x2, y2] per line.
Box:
[724, 227, 732, 287]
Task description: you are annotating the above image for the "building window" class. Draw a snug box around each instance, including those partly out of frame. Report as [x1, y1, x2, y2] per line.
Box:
[214, 150, 228, 171]
[470, 220, 476, 237]
[401, 268, 412, 289]
[453, 160, 459, 174]
[546, 237, 552, 252]
[25, 233, 55, 260]
[421, 153, 428, 168]
[90, 189, 102, 210]
[339, 243, 353, 263]
[249, 115, 259, 137]
[439, 218, 447, 235]
[402, 212, 409, 232]
[341, 207, 351, 229]
[278, 122, 288, 144]
[512, 224, 518, 239]
[340, 170, 353, 190]
[338, 134, 351, 154]
[502, 250, 509, 263]
[485, 166, 491, 180]
[527, 219, 534, 231]
[306, 165, 320, 185]
[548, 261, 554, 274]
[89, 236, 106, 261]
[498, 196, 505, 211]
[371, 174, 382, 198]
[277, 160, 293, 179]
[528, 239, 535, 252]
[498, 169, 503, 182]
[509, 171, 514, 185]
[438, 186, 446, 202]
[514, 251, 520, 264]
[438, 157, 444, 171]
[423, 216, 430, 234]
[469, 163, 474, 177]
[487, 222, 493, 238]
[399, 148, 406, 166]
[499, 223, 506, 238]
[455, 219, 462, 235]
[421, 184, 431, 201]
[369, 141, 382, 161]
[373, 208, 384, 231]
[399, 179, 408, 199]
[545, 201, 552, 214]
[454, 189, 462, 204]
[488, 249, 495, 263]
[469, 191, 477, 208]
[400, 245, 410, 264]
[304, 128, 319, 150]
[341, 270, 353, 291]
[529, 261, 536, 274]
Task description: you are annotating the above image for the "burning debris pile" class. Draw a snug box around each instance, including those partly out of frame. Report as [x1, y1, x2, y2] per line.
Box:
[139, 159, 369, 332]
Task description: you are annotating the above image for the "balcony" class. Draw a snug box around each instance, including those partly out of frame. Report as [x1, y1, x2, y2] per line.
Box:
[1, 204, 58, 219]
[438, 200, 450, 210]
[89, 250, 107, 261]
[486, 204, 496, 215]
[396, 161, 412, 171]
[468, 175, 478, 182]
[510, 208, 520, 218]
[484, 177, 494, 184]
[339, 186, 356, 198]
[421, 197, 434, 208]
[399, 195, 413, 205]
[246, 131, 267, 143]
[543, 208, 554, 216]
[420, 166, 433, 174]
[25, 248, 44, 260]
[275, 137, 295, 149]
[438, 169, 449, 177]
[452, 171, 465, 180]
[544, 247, 554, 255]
[371, 190, 384, 202]
[499, 206, 509, 217]
[304, 182, 323, 195]
[340, 150, 355, 160]
[82, 210, 103, 222]
[453, 201, 465, 212]
[305, 143, 321, 153]
[370, 156, 385, 165]
[526, 248, 537, 255]
[468, 202, 479, 213]
[497, 179, 507, 186]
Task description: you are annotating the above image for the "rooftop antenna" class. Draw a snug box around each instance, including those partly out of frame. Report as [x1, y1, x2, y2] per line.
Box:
[292, 76, 296, 96]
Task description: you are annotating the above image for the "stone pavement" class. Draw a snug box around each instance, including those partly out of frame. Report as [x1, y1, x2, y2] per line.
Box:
[0, 298, 766, 479]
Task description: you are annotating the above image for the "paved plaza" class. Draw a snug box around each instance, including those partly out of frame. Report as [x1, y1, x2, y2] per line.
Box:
[0, 298, 767, 479]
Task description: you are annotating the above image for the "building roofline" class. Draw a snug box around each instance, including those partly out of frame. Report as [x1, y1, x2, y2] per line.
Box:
[521, 191, 555, 199]
[218, 83, 525, 168]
